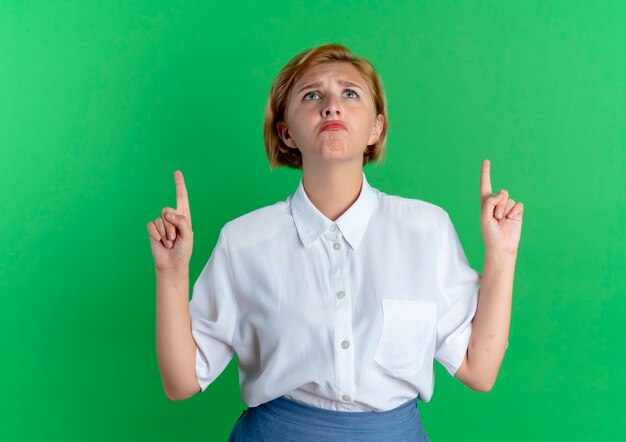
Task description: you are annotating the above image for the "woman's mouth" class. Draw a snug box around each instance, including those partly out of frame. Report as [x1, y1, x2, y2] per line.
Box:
[319, 121, 347, 132]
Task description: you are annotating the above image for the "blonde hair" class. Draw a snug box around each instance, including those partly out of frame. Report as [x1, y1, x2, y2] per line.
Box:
[263, 43, 389, 170]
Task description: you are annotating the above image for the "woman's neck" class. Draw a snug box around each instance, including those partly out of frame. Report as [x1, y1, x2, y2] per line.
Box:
[301, 163, 364, 222]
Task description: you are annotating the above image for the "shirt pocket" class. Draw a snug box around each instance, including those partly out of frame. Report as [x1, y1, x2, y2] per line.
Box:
[373, 299, 437, 378]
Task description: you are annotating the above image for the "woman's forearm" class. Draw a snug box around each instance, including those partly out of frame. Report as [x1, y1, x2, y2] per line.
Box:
[466, 249, 516, 390]
[155, 269, 200, 400]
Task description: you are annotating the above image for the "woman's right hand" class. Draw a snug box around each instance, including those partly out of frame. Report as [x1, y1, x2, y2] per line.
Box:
[147, 170, 194, 274]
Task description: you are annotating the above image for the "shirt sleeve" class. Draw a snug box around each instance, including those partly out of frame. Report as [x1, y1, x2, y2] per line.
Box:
[433, 209, 481, 377]
[188, 225, 238, 392]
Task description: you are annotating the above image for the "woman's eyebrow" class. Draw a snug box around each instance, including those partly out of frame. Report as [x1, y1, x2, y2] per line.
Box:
[296, 80, 364, 95]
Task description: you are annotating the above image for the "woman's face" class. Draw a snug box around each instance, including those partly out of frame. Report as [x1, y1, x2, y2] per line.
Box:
[277, 61, 384, 167]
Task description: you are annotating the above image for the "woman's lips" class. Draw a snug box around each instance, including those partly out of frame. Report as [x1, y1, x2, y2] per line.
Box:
[319, 122, 347, 132]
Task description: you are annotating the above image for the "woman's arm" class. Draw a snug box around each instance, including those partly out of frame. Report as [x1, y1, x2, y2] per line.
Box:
[156, 269, 202, 400]
[454, 250, 516, 391]
[455, 159, 524, 391]
[148, 172, 201, 400]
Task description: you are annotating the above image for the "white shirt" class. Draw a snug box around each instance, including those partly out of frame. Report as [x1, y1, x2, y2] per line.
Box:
[189, 171, 482, 412]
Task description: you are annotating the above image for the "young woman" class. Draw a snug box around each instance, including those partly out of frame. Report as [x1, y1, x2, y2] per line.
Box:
[147, 43, 523, 441]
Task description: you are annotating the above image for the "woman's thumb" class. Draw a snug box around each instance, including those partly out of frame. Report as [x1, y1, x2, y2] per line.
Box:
[164, 211, 192, 240]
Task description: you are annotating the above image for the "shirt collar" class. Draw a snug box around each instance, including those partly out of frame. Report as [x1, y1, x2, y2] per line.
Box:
[289, 171, 377, 251]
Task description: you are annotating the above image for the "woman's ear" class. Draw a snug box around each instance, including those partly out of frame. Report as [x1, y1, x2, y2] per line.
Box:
[367, 114, 385, 146]
[276, 121, 297, 148]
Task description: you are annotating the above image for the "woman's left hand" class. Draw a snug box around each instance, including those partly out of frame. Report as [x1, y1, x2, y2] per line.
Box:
[479, 159, 524, 256]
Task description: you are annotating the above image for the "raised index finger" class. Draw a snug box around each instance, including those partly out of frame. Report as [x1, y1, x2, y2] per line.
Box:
[174, 170, 191, 225]
[480, 159, 492, 199]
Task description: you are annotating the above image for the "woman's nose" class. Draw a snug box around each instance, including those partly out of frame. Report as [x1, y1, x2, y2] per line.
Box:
[322, 95, 341, 117]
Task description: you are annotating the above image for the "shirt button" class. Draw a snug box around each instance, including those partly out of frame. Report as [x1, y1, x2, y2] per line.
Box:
[336, 290, 346, 299]
[341, 394, 351, 402]
[329, 223, 338, 232]
[332, 242, 341, 251]
[341, 340, 350, 349]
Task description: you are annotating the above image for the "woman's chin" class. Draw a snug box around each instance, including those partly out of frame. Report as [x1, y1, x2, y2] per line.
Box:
[311, 151, 365, 164]
[319, 139, 357, 155]
[301, 141, 366, 163]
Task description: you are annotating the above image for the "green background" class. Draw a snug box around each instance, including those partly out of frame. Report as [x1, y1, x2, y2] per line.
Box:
[1, 1, 624, 440]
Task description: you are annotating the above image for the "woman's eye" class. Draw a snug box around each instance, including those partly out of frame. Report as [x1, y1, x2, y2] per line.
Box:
[303, 91, 319, 100]
[302, 89, 359, 101]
